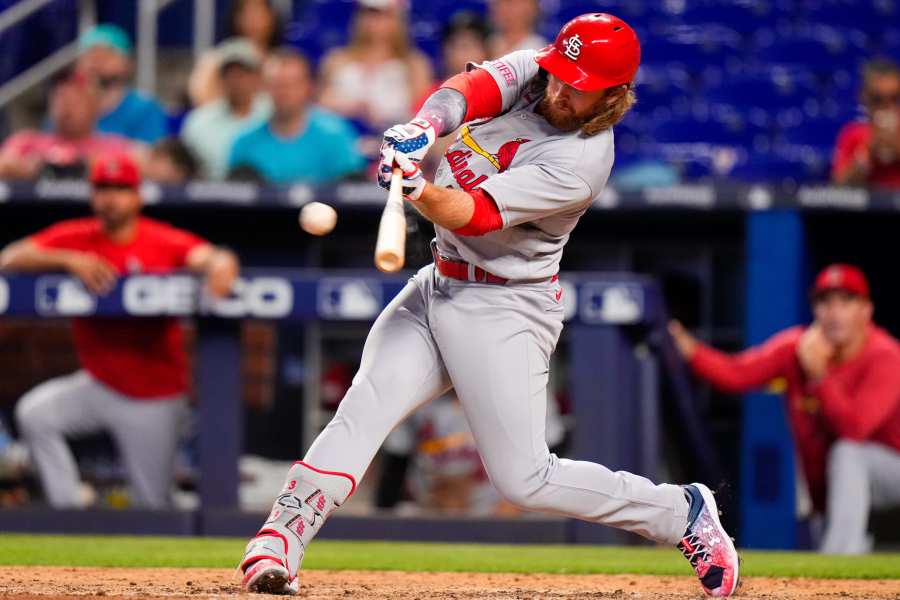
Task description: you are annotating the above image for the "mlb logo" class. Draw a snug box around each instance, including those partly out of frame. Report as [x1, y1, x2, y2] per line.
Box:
[317, 278, 382, 320]
[35, 276, 97, 316]
[580, 283, 644, 325]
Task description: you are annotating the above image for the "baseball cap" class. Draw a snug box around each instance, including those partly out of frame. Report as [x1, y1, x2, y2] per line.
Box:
[812, 264, 870, 299]
[90, 153, 141, 188]
[79, 24, 132, 55]
[217, 37, 262, 71]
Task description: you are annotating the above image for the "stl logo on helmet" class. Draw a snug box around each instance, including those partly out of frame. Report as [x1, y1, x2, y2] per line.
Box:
[562, 34, 583, 60]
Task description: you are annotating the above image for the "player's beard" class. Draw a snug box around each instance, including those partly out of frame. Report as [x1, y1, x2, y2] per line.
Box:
[538, 94, 605, 132]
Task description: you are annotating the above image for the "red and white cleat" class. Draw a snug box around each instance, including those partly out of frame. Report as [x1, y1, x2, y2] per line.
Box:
[240, 461, 356, 595]
[241, 557, 299, 595]
[678, 483, 742, 597]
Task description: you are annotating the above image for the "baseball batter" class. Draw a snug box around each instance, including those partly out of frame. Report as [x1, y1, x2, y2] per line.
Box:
[241, 13, 740, 597]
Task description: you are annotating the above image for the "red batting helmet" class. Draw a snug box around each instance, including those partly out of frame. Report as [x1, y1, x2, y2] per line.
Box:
[535, 13, 641, 92]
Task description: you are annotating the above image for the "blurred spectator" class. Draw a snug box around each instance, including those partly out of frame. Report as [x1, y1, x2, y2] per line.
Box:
[76, 24, 168, 144]
[0, 153, 239, 509]
[318, 0, 433, 132]
[670, 264, 900, 554]
[441, 11, 491, 76]
[488, 0, 547, 57]
[419, 12, 491, 177]
[0, 71, 134, 180]
[143, 138, 200, 184]
[189, 0, 284, 106]
[832, 58, 900, 189]
[228, 49, 365, 184]
[181, 38, 272, 179]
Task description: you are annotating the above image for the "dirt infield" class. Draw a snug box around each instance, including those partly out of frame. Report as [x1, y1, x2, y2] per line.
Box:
[1, 567, 899, 599]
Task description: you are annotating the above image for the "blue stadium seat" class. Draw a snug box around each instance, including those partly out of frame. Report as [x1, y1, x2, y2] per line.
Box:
[704, 70, 820, 127]
[727, 150, 830, 184]
[752, 27, 869, 73]
[804, 1, 896, 37]
[778, 114, 850, 149]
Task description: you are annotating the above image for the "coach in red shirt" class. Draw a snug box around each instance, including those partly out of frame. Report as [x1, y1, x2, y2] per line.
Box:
[831, 58, 900, 189]
[0, 152, 239, 509]
[670, 264, 900, 554]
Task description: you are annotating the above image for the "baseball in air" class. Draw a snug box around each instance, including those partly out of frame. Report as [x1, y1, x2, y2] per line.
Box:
[299, 202, 338, 236]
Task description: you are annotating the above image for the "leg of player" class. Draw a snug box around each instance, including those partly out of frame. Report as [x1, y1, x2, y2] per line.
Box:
[14, 371, 106, 508]
[101, 389, 189, 509]
[821, 440, 900, 554]
[241, 267, 452, 594]
[430, 277, 740, 597]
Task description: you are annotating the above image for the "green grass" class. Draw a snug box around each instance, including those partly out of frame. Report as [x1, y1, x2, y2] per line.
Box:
[0, 535, 898, 579]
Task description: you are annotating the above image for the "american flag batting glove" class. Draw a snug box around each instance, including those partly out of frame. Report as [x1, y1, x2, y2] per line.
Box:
[377, 118, 436, 189]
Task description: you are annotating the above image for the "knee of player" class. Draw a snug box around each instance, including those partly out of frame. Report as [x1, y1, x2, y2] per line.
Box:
[486, 466, 550, 510]
[828, 439, 868, 469]
[14, 393, 47, 435]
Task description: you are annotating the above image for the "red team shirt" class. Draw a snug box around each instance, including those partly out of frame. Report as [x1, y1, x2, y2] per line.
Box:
[831, 121, 900, 189]
[690, 325, 900, 509]
[31, 217, 207, 399]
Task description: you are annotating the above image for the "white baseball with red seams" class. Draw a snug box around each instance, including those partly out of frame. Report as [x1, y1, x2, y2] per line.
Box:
[241, 43, 740, 597]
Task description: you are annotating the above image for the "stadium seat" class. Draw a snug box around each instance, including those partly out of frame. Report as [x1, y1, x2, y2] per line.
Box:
[752, 27, 869, 73]
[704, 70, 821, 127]
[726, 149, 830, 184]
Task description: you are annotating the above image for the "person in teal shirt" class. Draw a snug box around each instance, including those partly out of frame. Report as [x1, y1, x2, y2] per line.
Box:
[228, 48, 365, 184]
[76, 24, 168, 144]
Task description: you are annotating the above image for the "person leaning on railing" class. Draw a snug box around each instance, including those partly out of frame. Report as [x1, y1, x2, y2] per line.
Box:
[670, 264, 900, 554]
[0, 152, 239, 510]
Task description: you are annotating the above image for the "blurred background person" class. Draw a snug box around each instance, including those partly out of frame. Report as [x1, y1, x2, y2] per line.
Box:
[318, 0, 433, 133]
[418, 11, 491, 178]
[181, 38, 272, 179]
[669, 264, 900, 554]
[0, 152, 239, 509]
[0, 70, 135, 180]
[228, 49, 364, 184]
[76, 24, 168, 144]
[189, 0, 285, 106]
[488, 0, 546, 56]
[143, 137, 200, 184]
[832, 58, 900, 189]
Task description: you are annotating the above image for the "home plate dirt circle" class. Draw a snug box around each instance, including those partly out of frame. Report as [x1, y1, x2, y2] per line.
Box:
[1, 567, 899, 599]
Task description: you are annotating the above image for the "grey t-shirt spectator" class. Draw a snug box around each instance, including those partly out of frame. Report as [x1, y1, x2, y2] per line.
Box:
[180, 95, 272, 179]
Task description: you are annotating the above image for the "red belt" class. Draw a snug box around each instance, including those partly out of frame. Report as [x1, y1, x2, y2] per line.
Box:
[431, 244, 508, 284]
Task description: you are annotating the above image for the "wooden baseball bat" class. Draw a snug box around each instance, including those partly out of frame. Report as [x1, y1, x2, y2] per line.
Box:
[374, 167, 406, 273]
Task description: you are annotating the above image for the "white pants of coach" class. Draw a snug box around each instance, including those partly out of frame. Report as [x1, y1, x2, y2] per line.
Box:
[15, 370, 188, 509]
[821, 439, 900, 554]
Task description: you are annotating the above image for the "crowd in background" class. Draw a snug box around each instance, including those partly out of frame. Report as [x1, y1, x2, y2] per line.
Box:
[1, 0, 895, 189]
[0, 0, 556, 187]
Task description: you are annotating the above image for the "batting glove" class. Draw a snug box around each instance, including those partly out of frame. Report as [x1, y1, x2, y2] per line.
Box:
[378, 118, 435, 185]
[379, 152, 426, 201]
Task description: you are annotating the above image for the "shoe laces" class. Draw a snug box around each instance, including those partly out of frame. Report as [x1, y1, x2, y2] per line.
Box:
[678, 531, 711, 569]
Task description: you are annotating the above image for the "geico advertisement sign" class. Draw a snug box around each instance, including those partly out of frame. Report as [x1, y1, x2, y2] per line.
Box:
[0, 276, 8, 314]
[124, 276, 293, 318]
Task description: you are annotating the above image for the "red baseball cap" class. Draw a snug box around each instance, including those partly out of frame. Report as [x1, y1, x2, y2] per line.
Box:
[90, 152, 140, 188]
[812, 264, 869, 299]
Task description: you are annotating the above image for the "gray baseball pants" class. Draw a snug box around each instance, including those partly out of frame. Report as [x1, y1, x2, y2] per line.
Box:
[821, 439, 900, 554]
[305, 264, 690, 544]
[15, 370, 187, 509]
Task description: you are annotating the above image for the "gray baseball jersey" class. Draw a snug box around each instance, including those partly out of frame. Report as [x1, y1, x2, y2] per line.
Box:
[433, 49, 614, 281]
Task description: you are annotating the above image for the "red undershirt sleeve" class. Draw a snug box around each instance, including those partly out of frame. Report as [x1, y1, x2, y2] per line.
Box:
[453, 189, 503, 237]
[441, 69, 503, 123]
[690, 329, 797, 394]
